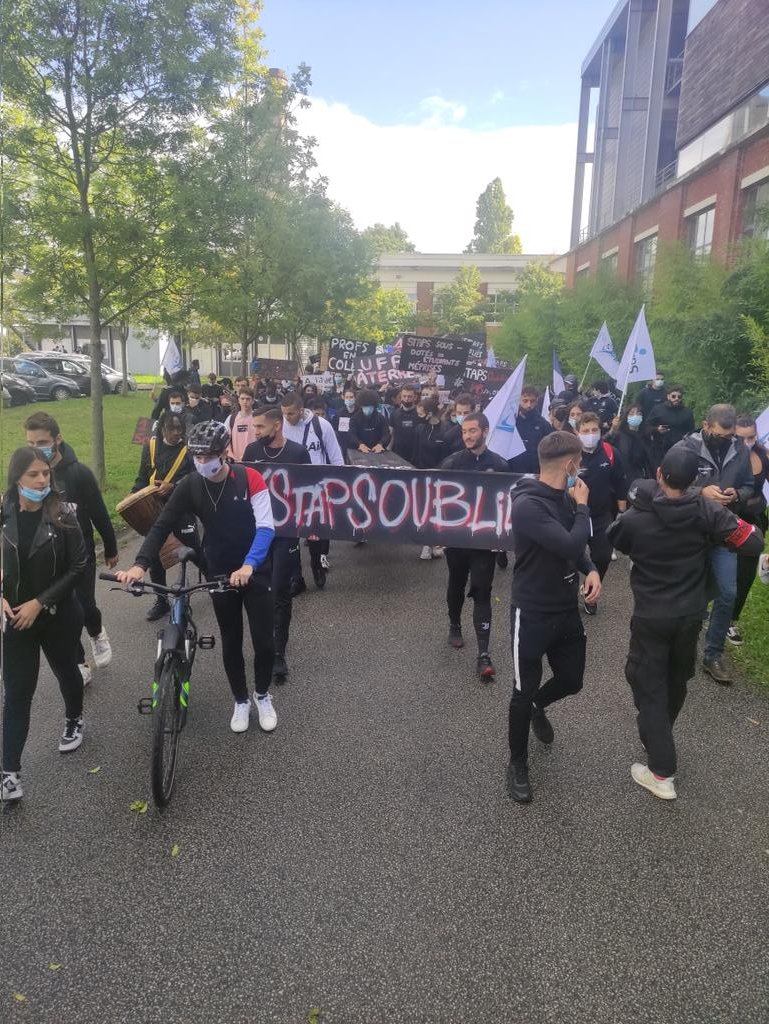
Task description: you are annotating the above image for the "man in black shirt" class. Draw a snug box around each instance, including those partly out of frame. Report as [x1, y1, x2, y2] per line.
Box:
[645, 385, 695, 466]
[586, 380, 619, 434]
[507, 385, 554, 474]
[187, 385, 213, 425]
[389, 383, 420, 464]
[507, 430, 601, 803]
[607, 448, 763, 800]
[244, 407, 311, 683]
[439, 413, 510, 682]
[201, 373, 223, 407]
[556, 373, 581, 405]
[636, 374, 667, 420]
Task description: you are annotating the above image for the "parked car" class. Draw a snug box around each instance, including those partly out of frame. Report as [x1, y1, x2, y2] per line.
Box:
[0, 371, 37, 406]
[24, 351, 137, 395]
[0, 359, 81, 401]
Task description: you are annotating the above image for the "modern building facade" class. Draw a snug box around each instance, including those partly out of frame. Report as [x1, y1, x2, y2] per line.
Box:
[566, 0, 769, 287]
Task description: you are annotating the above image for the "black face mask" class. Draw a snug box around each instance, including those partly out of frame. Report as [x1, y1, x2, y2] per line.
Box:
[705, 432, 733, 458]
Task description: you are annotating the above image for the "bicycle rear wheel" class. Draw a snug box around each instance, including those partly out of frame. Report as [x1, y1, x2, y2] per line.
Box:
[151, 654, 185, 807]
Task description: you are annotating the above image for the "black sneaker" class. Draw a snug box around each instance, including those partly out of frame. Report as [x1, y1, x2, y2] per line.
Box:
[289, 577, 307, 598]
[146, 597, 170, 622]
[507, 763, 533, 803]
[59, 716, 84, 753]
[312, 566, 327, 590]
[448, 624, 464, 649]
[477, 653, 495, 681]
[496, 551, 509, 569]
[530, 704, 554, 744]
[726, 625, 743, 646]
[272, 653, 288, 683]
[703, 655, 732, 685]
[582, 596, 597, 616]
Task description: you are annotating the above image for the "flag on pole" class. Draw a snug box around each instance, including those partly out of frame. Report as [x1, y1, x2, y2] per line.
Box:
[616, 306, 656, 395]
[541, 385, 551, 422]
[486, 356, 527, 462]
[552, 351, 565, 396]
[486, 346, 497, 368]
[590, 322, 620, 380]
[160, 334, 182, 376]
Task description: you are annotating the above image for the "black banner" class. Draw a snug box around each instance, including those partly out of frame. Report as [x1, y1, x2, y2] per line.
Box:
[462, 364, 514, 403]
[252, 358, 298, 379]
[350, 352, 409, 387]
[248, 463, 520, 550]
[465, 333, 487, 368]
[328, 337, 378, 374]
[398, 334, 470, 382]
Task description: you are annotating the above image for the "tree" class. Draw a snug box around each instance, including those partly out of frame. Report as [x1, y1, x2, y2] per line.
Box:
[337, 287, 414, 343]
[515, 260, 564, 300]
[362, 222, 416, 257]
[4, 0, 239, 484]
[465, 178, 522, 254]
[432, 265, 486, 336]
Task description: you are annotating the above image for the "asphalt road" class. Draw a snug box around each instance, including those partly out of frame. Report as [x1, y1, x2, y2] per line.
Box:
[1, 537, 768, 1024]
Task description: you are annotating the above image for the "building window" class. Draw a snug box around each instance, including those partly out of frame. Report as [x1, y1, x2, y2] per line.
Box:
[634, 234, 658, 290]
[742, 180, 769, 240]
[575, 264, 590, 281]
[600, 251, 618, 276]
[686, 206, 715, 259]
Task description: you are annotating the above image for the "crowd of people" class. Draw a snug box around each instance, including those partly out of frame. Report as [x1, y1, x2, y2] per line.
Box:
[2, 363, 768, 807]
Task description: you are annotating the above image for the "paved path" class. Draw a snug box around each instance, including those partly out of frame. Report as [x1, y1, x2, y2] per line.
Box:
[2, 538, 768, 1024]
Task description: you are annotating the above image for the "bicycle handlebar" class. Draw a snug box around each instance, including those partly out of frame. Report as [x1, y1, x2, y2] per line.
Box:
[98, 572, 235, 598]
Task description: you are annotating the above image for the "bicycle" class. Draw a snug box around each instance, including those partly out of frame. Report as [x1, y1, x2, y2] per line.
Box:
[100, 547, 234, 807]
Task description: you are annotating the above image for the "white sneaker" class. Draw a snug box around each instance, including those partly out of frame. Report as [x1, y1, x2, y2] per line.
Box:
[79, 663, 92, 687]
[254, 693, 277, 732]
[89, 629, 112, 668]
[230, 701, 251, 733]
[420, 545, 432, 560]
[631, 762, 676, 800]
[611, 550, 618, 562]
[320, 554, 330, 570]
[1, 772, 23, 802]
[431, 546, 444, 558]
[759, 554, 769, 585]
[59, 716, 85, 753]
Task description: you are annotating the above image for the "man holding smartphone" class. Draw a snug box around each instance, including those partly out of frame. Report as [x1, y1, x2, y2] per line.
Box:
[671, 404, 754, 684]
[506, 430, 601, 803]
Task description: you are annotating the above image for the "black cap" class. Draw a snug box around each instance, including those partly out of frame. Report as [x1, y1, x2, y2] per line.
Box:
[564, 374, 578, 387]
[660, 448, 699, 490]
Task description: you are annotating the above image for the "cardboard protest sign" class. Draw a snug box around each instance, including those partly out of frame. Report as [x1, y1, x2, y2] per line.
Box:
[327, 337, 378, 374]
[398, 334, 470, 384]
[132, 417, 153, 445]
[350, 352, 404, 387]
[245, 462, 521, 550]
[462, 364, 514, 404]
[465, 334, 487, 368]
[252, 358, 299, 379]
[302, 373, 333, 389]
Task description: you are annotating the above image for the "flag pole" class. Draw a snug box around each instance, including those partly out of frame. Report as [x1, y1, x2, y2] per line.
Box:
[579, 357, 592, 393]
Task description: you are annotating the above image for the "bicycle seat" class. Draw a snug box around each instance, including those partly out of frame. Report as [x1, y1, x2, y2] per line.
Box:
[174, 546, 198, 566]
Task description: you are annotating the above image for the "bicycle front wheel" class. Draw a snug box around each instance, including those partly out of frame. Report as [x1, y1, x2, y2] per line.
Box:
[151, 654, 185, 807]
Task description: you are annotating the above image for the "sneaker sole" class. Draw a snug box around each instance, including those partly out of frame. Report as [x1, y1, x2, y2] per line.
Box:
[631, 766, 676, 800]
[703, 665, 733, 685]
[1, 789, 23, 802]
[230, 722, 250, 733]
[92, 654, 112, 668]
[59, 737, 83, 753]
[726, 638, 743, 647]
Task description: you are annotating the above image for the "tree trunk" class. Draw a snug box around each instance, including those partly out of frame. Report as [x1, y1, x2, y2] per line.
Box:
[119, 322, 130, 396]
[85, 237, 106, 486]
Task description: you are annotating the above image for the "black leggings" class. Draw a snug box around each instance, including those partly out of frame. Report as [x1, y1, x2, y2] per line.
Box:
[733, 552, 760, 623]
[75, 558, 102, 663]
[2, 598, 84, 772]
[210, 578, 274, 703]
[588, 522, 613, 580]
[445, 547, 496, 654]
[272, 537, 299, 655]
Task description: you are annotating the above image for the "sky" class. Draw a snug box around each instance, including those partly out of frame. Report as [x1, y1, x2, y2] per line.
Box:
[260, 0, 717, 255]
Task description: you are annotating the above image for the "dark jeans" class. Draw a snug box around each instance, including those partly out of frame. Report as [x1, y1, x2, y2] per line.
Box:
[588, 519, 613, 580]
[210, 577, 274, 703]
[2, 598, 84, 772]
[508, 606, 586, 765]
[290, 538, 330, 583]
[75, 557, 102, 663]
[733, 552, 760, 623]
[704, 546, 737, 658]
[445, 547, 496, 655]
[625, 614, 702, 777]
[272, 537, 299, 655]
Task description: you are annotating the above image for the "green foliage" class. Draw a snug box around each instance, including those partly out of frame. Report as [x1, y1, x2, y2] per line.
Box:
[516, 261, 564, 300]
[362, 222, 416, 256]
[337, 287, 415, 342]
[465, 178, 522, 254]
[432, 265, 486, 335]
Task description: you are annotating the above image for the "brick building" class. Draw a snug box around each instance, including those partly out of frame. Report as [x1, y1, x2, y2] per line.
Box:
[566, 0, 769, 288]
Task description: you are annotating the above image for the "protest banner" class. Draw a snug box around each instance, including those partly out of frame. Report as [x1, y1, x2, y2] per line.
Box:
[398, 334, 470, 384]
[131, 417, 153, 445]
[462, 364, 514, 403]
[465, 333, 487, 368]
[350, 352, 404, 387]
[252, 358, 299, 379]
[328, 337, 378, 374]
[302, 373, 333, 389]
[245, 462, 521, 550]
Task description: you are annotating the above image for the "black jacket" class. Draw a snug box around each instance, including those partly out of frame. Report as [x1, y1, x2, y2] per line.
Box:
[52, 442, 117, 559]
[414, 419, 453, 468]
[1, 497, 87, 609]
[607, 479, 765, 618]
[132, 438, 194, 493]
[636, 385, 667, 420]
[507, 411, 554, 474]
[509, 477, 596, 614]
[645, 402, 695, 456]
[587, 394, 618, 431]
[579, 441, 628, 522]
[348, 410, 390, 451]
[390, 406, 420, 463]
[606, 427, 652, 486]
[671, 432, 754, 504]
[440, 447, 511, 473]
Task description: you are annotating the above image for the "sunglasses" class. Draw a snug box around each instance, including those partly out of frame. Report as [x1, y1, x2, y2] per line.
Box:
[668, 393, 682, 399]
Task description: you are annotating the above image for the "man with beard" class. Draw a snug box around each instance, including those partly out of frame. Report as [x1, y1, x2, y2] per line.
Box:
[671, 404, 754, 684]
[507, 385, 554, 475]
[645, 385, 695, 466]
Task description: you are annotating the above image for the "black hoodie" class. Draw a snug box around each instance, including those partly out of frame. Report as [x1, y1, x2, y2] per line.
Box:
[509, 477, 596, 614]
[607, 479, 764, 618]
[53, 442, 118, 560]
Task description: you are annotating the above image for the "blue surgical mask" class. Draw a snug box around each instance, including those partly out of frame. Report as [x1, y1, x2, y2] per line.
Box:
[19, 484, 51, 503]
[450, 415, 458, 424]
[566, 474, 578, 489]
[344, 398, 356, 412]
[455, 414, 466, 425]
[362, 405, 375, 417]
[569, 417, 579, 429]
[334, 375, 344, 385]
[628, 414, 642, 429]
[38, 445, 55, 461]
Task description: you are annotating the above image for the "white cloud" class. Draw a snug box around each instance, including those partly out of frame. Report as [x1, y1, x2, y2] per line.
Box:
[297, 96, 576, 255]
[489, 88, 505, 106]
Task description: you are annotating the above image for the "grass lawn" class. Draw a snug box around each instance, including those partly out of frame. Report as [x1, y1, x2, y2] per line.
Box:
[0, 391, 153, 528]
[734, 573, 769, 691]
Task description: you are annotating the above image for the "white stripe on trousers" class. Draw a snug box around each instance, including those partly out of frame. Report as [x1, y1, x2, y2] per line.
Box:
[513, 607, 522, 692]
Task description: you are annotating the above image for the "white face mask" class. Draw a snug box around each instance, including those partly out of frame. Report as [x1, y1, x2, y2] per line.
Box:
[169, 403, 183, 413]
[194, 457, 223, 479]
[580, 432, 601, 451]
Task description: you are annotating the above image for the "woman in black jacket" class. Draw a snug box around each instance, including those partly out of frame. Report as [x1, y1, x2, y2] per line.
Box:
[348, 389, 390, 453]
[1, 447, 88, 802]
[607, 403, 653, 486]
[414, 395, 453, 560]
